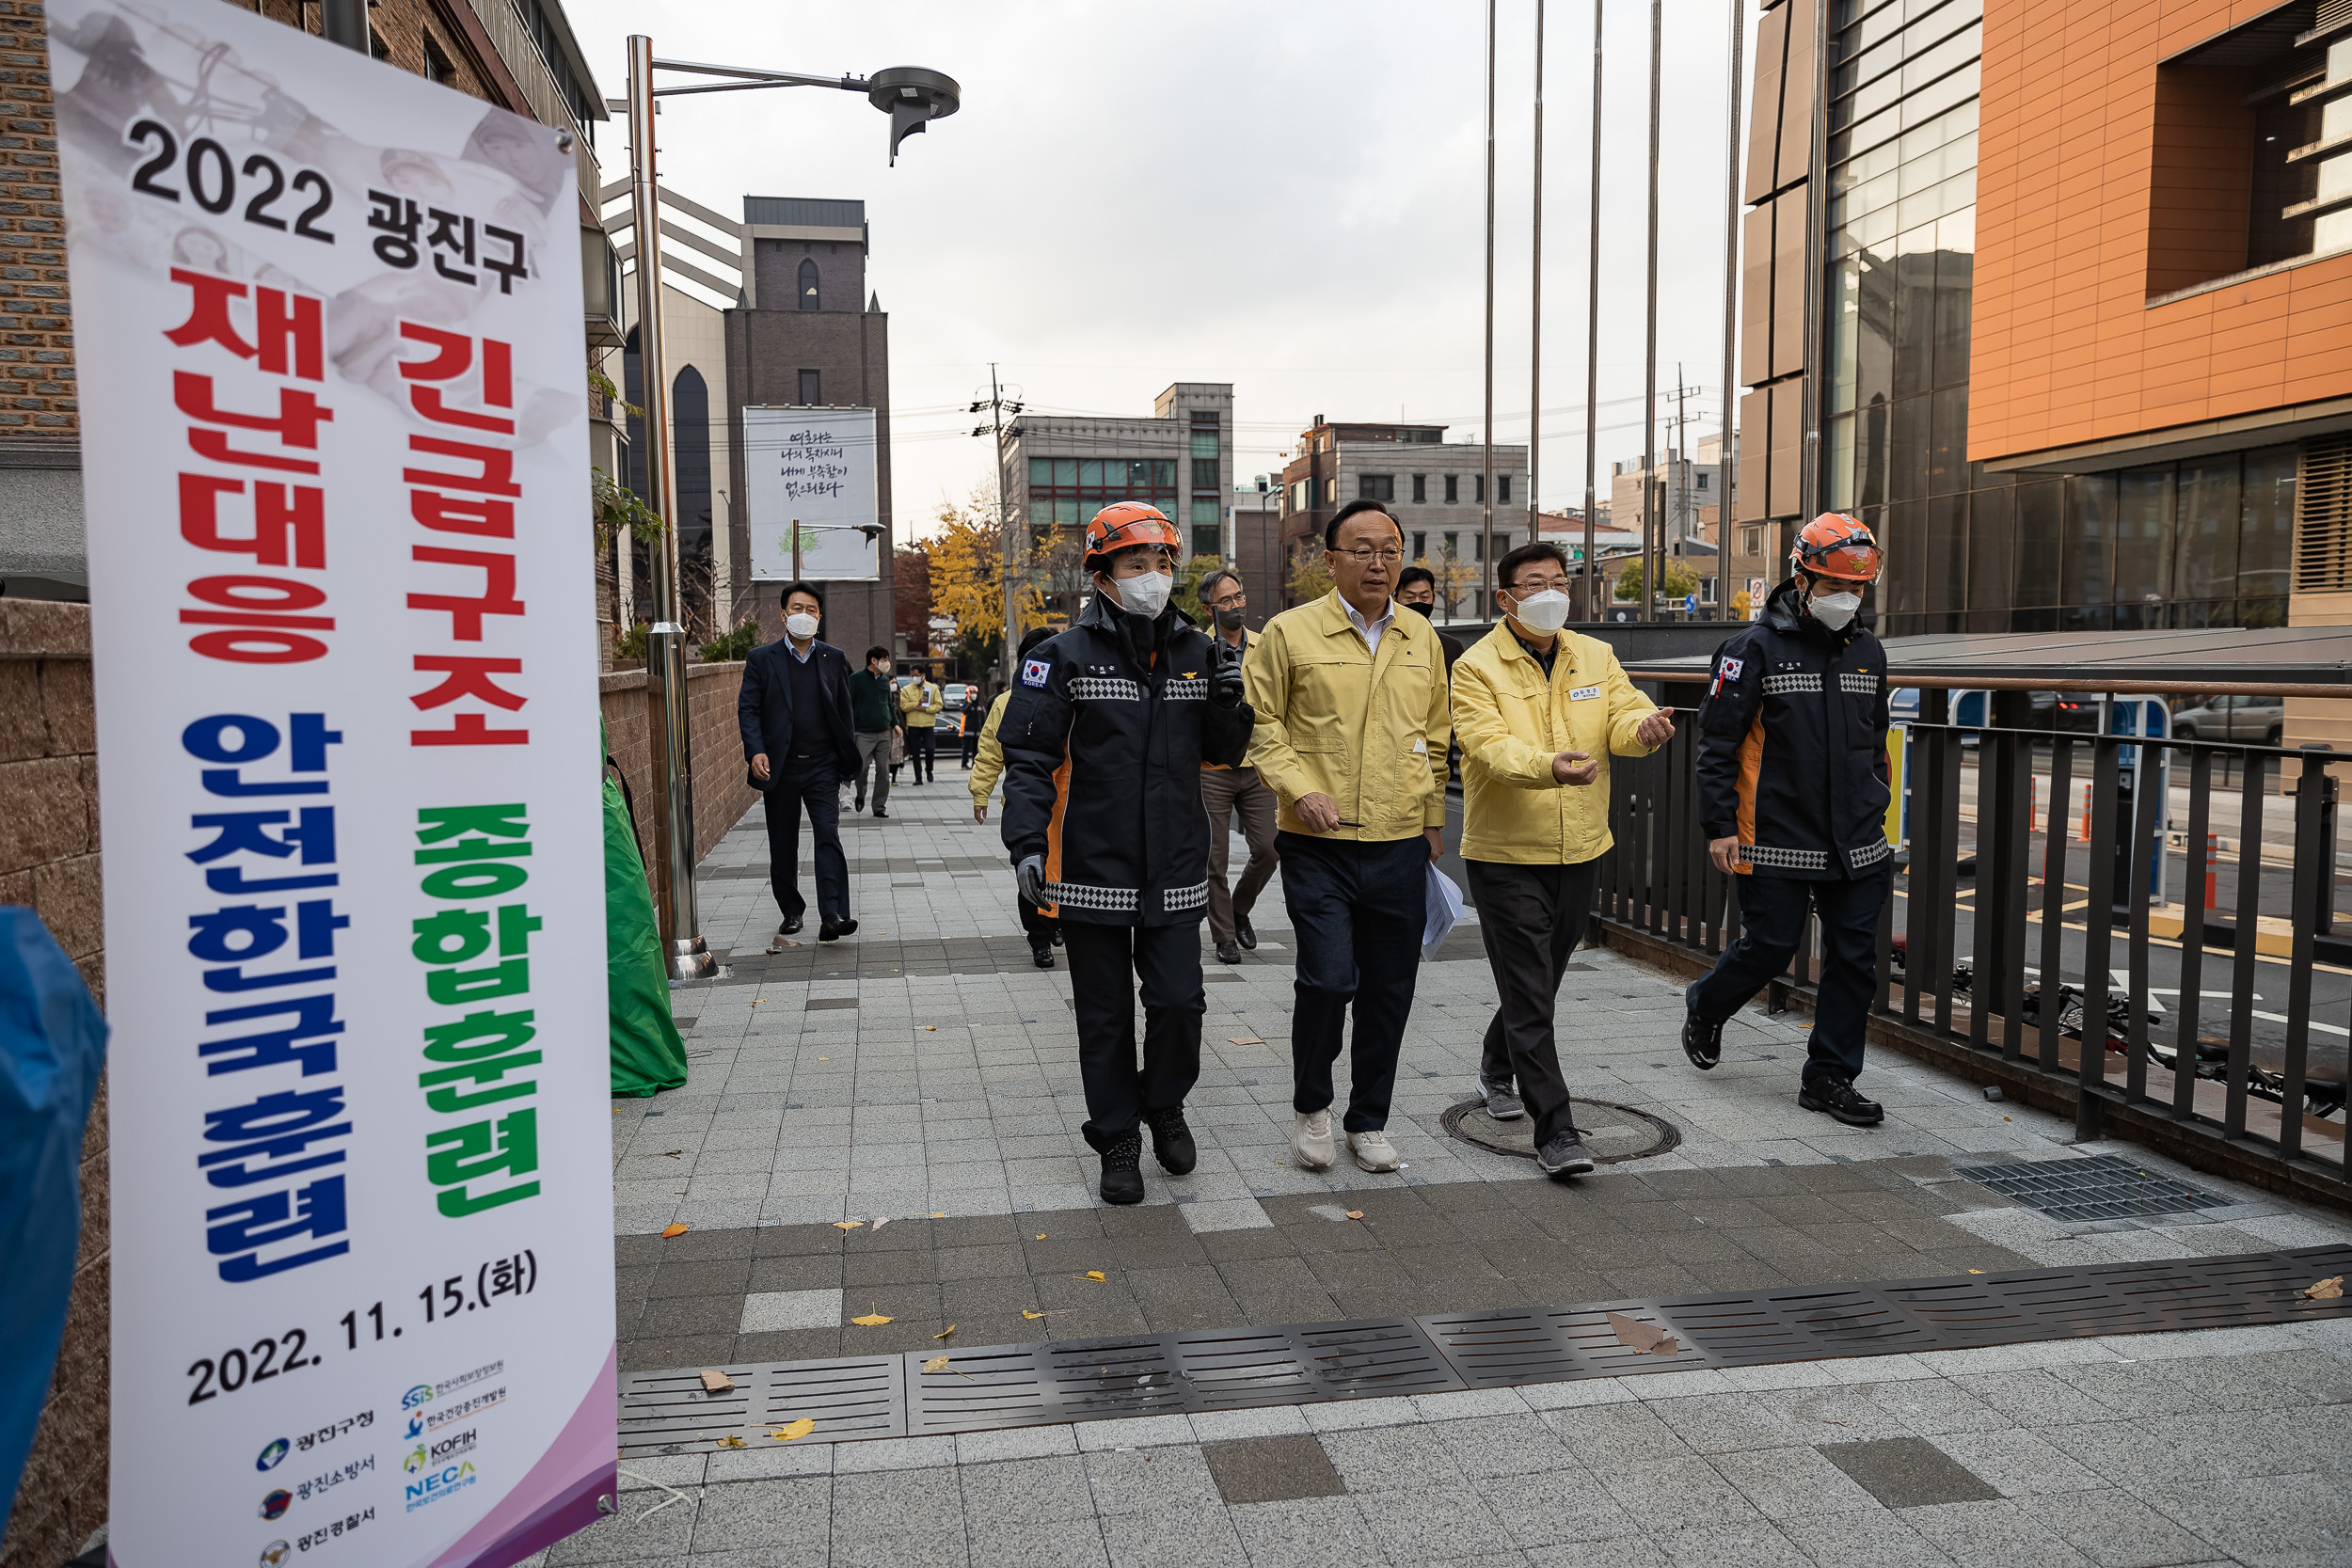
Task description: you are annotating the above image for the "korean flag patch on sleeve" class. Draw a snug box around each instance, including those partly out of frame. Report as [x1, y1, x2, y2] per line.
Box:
[1709, 656, 1743, 697]
[1021, 656, 1053, 689]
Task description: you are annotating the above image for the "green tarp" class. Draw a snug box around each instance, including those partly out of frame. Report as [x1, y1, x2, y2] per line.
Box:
[604, 724, 687, 1097]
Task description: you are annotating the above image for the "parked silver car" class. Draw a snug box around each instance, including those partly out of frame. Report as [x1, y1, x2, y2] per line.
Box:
[2171, 692, 2283, 745]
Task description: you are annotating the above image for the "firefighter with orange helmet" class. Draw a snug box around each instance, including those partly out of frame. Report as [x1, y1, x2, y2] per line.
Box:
[1682, 512, 1894, 1126]
[998, 502, 1253, 1204]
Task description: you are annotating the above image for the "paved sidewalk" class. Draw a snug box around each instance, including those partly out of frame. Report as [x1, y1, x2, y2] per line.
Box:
[549, 775, 2352, 1567]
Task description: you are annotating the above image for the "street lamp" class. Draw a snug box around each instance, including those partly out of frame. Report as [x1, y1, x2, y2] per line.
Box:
[620, 37, 959, 981]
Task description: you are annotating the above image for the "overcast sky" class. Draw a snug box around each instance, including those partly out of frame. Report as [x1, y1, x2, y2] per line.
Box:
[563, 0, 1762, 540]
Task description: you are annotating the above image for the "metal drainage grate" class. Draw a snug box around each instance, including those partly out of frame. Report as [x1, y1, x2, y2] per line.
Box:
[616, 1243, 2352, 1455]
[1954, 1153, 2234, 1223]
[1438, 1098, 1681, 1164]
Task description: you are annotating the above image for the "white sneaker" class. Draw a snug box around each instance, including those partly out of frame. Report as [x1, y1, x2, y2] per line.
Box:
[1348, 1130, 1401, 1172]
[1292, 1109, 1336, 1170]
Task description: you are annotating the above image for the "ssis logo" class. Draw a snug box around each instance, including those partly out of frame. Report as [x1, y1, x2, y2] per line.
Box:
[401, 1384, 435, 1410]
[404, 1459, 478, 1513]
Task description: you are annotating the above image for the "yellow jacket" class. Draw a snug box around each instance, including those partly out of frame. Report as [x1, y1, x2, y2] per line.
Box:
[969, 691, 1011, 803]
[899, 680, 942, 727]
[1452, 623, 1661, 863]
[1244, 591, 1452, 841]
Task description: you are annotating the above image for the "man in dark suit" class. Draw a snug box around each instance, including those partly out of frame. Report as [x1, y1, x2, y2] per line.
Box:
[739, 582, 863, 945]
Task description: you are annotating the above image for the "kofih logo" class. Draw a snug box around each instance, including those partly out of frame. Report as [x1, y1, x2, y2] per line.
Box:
[404, 1459, 478, 1513]
[430, 1429, 478, 1464]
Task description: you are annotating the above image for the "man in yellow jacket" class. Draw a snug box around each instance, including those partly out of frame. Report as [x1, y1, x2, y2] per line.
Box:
[898, 663, 943, 784]
[970, 627, 1061, 969]
[1246, 499, 1453, 1175]
[1454, 539, 1675, 1175]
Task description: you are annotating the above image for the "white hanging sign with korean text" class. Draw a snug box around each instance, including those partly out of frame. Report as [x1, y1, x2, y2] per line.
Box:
[742, 404, 881, 579]
[48, 0, 615, 1562]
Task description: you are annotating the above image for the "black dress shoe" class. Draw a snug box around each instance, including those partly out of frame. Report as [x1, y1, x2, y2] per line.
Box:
[818, 916, 858, 942]
[853, 796, 865, 813]
[1216, 940, 1242, 964]
[779, 916, 803, 937]
[1144, 1107, 1197, 1175]
[1682, 1007, 1724, 1071]
[1030, 943, 1056, 970]
[1235, 914, 1258, 951]
[1799, 1077, 1884, 1126]
[1099, 1130, 1145, 1205]
[873, 808, 889, 819]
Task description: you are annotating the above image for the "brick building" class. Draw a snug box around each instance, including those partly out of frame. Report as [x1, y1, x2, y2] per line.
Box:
[1277, 418, 1529, 618]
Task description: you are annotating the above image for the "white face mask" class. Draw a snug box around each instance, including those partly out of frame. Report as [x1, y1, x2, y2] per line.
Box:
[1808, 590, 1862, 630]
[1505, 587, 1573, 635]
[786, 612, 819, 641]
[1105, 570, 1172, 617]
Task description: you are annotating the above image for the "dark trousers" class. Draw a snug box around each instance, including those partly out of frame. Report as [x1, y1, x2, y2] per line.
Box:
[1062, 921, 1204, 1150]
[1279, 831, 1427, 1132]
[961, 724, 981, 768]
[1018, 895, 1058, 946]
[1200, 766, 1279, 946]
[1465, 858, 1599, 1149]
[905, 725, 936, 783]
[1687, 867, 1889, 1087]
[763, 759, 849, 922]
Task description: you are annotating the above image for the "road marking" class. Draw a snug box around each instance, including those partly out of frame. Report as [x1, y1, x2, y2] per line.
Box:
[2253, 1009, 2352, 1037]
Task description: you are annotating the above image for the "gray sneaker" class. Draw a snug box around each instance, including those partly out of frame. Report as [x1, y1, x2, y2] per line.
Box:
[1535, 1132, 1596, 1177]
[1477, 1075, 1525, 1121]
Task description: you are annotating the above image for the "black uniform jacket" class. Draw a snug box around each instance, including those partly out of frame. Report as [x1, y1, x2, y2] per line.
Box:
[1693, 578, 1893, 880]
[999, 595, 1254, 926]
[737, 637, 862, 789]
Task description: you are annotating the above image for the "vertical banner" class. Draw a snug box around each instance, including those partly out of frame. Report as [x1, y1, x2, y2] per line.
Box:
[742, 405, 881, 579]
[46, 3, 615, 1564]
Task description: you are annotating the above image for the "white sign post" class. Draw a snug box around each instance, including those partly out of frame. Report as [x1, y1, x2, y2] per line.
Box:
[742, 405, 881, 579]
[48, 2, 615, 1562]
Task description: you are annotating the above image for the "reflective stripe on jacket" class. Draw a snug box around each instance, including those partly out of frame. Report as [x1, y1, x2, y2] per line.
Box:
[1452, 625, 1659, 864]
[1242, 590, 1452, 841]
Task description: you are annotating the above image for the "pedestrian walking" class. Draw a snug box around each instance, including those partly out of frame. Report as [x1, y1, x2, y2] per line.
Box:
[1245, 499, 1452, 1175]
[1453, 541, 1675, 1177]
[898, 662, 942, 784]
[1395, 565, 1465, 670]
[972, 629, 1063, 969]
[1684, 513, 1893, 1126]
[1195, 567, 1279, 966]
[999, 504, 1252, 1203]
[738, 582, 862, 946]
[960, 679, 989, 769]
[847, 645, 901, 818]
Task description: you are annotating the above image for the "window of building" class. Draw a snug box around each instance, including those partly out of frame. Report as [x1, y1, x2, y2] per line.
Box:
[797, 258, 819, 311]
[1323, 478, 1336, 505]
[1024, 456, 1179, 527]
[798, 369, 820, 405]
[1475, 475, 1486, 504]
[1740, 525, 1765, 556]
[1193, 523, 1221, 558]
[1696, 471, 1710, 490]
[1411, 531, 1427, 559]
[1412, 474, 1427, 502]
[422, 35, 455, 84]
[1499, 475, 1512, 504]
[1444, 475, 1459, 503]
[1359, 474, 1394, 501]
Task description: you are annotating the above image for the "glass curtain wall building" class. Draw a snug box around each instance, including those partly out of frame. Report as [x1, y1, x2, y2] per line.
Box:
[1816, 0, 2295, 633]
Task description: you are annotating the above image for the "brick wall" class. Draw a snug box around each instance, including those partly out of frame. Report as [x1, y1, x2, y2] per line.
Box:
[598, 659, 760, 911]
[0, 0, 73, 437]
[0, 598, 103, 1568]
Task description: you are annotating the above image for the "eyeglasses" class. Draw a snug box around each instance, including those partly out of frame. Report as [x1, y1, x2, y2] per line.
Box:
[1335, 547, 1406, 565]
[1508, 578, 1571, 594]
[1209, 593, 1248, 610]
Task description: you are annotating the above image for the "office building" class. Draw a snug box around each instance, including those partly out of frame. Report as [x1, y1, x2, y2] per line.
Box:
[1278, 420, 1529, 616]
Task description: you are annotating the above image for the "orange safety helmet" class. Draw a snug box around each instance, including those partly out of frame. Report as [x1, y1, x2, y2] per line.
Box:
[1083, 501, 1184, 570]
[1790, 511, 1882, 582]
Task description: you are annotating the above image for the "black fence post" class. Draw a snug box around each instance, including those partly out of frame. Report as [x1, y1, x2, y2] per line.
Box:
[2077, 739, 2122, 1140]
[2280, 747, 2333, 1158]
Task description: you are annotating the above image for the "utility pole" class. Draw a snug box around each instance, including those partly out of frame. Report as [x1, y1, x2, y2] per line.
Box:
[1530, 0, 1546, 554]
[1673, 367, 1691, 548]
[1643, 0, 1663, 621]
[1482, 0, 1497, 608]
[1719, 0, 1744, 623]
[1583, 0, 1605, 620]
[970, 365, 1020, 684]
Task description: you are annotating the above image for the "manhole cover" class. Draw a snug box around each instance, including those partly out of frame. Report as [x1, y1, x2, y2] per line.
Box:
[1438, 1098, 1681, 1163]
[1953, 1153, 2231, 1223]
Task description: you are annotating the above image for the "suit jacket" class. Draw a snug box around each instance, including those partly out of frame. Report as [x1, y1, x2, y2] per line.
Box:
[737, 638, 861, 788]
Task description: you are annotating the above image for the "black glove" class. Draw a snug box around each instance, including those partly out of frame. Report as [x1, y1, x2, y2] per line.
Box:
[1015, 853, 1046, 907]
[1210, 638, 1244, 710]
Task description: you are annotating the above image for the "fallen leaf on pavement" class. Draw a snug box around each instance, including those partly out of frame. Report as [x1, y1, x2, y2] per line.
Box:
[660, 1223, 689, 1239]
[1345, 1211, 1364, 1220]
[2304, 1275, 2344, 1300]
[1228, 1036, 1263, 1046]
[699, 1369, 735, 1393]
[834, 1221, 865, 1231]
[1036, 1233, 1046, 1241]
[1085, 1271, 1106, 1281]
[1967, 1269, 1985, 1275]
[715, 1435, 746, 1449]
[851, 1306, 893, 1326]
[932, 1324, 957, 1338]
[1022, 1309, 1051, 1321]
[658, 1149, 683, 1158]
[870, 1216, 890, 1233]
[926, 1025, 937, 1031]
[930, 1212, 946, 1219]
[769, 1419, 815, 1442]
[1606, 1311, 1679, 1356]
[922, 1354, 951, 1373]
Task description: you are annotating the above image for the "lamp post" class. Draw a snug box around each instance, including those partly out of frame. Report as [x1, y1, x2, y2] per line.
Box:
[786, 520, 886, 583]
[621, 37, 958, 980]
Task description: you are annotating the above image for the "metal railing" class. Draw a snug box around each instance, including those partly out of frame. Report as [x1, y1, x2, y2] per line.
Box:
[1594, 710, 2350, 1200]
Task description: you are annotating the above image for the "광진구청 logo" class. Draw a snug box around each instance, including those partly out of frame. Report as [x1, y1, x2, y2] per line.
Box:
[254, 1437, 289, 1472]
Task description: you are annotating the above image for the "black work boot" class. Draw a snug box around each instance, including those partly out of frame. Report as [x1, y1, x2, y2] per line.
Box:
[1143, 1106, 1197, 1175]
[1099, 1130, 1145, 1205]
[1682, 1007, 1724, 1071]
[1799, 1075, 1884, 1126]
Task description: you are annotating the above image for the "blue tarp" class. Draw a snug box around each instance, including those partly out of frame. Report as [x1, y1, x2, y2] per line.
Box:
[0, 910, 108, 1535]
